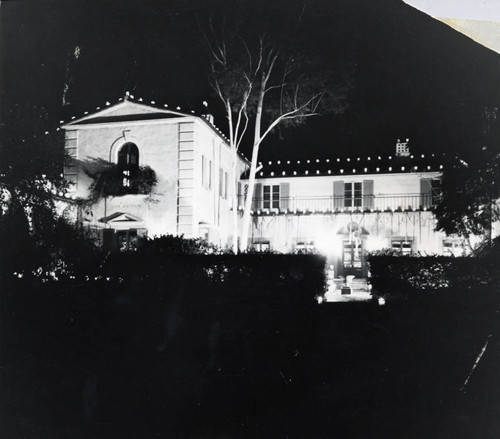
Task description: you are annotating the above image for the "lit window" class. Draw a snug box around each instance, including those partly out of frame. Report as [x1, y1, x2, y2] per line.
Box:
[219, 169, 228, 199]
[443, 239, 465, 256]
[208, 160, 212, 189]
[117, 142, 139, 187]
[391, 240, 412, 255]
[263, 185, 280, 209]
[345, 182, 362, 207]
[253, 241, 270, 252]
[296, 241, 315, 252]
[118, 143, 139, 170]
[201, 155, 213, 190]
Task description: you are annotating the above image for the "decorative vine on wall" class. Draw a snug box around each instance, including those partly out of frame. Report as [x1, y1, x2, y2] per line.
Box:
[83, 158, 158, 201]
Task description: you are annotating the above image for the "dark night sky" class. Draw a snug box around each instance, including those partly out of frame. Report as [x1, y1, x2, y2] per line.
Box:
[2, 0, 500, 161]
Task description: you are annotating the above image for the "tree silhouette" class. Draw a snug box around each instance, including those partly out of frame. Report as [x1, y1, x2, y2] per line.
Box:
[203, 0, 351, 250]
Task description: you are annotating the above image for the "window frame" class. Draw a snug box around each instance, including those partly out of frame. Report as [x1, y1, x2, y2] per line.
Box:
[344, 182, 363, 208]
[391, 239, 413, 255]
[263, 184, 280, 209]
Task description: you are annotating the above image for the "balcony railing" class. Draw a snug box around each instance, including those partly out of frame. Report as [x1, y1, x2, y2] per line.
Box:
[239, 193, 440, 215]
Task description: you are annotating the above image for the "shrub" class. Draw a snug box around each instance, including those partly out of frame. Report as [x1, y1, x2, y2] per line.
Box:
[367, 253, 500, 299]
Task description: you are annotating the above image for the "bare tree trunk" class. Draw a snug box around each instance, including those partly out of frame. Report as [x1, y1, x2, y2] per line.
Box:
[240, 84, 265, 251]
[231, 149, 239, 253]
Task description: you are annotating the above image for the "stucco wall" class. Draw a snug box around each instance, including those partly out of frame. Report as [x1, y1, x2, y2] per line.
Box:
[65, 112, 248, 245]
[253, 171, 441, 199]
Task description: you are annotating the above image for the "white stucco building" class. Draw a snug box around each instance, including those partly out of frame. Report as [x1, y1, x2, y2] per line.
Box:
[241, 140, 467, 277]
[61, 99, 470, 276]
[61, 97, 248, 251]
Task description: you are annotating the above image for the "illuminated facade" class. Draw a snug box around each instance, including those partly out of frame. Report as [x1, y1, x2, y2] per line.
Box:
[241, 141, 465, 277]
[61, 98, 248, 251]
[61, 101, 469, 273]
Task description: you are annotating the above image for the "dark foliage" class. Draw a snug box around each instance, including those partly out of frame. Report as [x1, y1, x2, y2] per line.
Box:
[1, 250, 326, 438]
[83, 158, 157, 199]
[2, 262, 500, 438]
[367, 253, 500, 298]
[435, 151, 500, 238]
[139, 234, 222, 255]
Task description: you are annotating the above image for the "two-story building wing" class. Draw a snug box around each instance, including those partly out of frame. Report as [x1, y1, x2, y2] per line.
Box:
[240, 142, 461, 277]
[61, 98, 248, 250]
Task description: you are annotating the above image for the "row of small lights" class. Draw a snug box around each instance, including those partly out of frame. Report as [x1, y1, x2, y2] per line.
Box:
[259, 164, 444, 177]
[258, 153, 443, 166]
[45, 93, 232, 143]
[244, 206, 432, 215]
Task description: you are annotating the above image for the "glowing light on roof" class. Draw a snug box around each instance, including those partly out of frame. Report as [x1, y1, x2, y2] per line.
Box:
[388, 167, 392, 171]
[340, 169, 344, 173]
[305, 170, 309, 175]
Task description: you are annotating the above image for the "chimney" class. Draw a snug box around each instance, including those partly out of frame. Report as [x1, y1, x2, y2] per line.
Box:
[201, 100, 214, 124]
[395, 138, 410, 157]
[203, 114, 215, 125]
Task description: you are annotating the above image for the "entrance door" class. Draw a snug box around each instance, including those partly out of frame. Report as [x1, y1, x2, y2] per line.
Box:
[342, 240, 364, 277]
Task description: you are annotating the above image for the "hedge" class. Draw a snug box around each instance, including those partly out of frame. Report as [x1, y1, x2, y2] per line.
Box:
[2, 253, 326, 437]
[367, 254, 500, 297]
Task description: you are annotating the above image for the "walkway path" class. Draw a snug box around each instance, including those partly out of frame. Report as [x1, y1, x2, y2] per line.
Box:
[324, 278, 373, 302]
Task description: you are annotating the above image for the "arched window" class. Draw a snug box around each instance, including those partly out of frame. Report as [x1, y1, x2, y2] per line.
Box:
[117, 142, 139, 171]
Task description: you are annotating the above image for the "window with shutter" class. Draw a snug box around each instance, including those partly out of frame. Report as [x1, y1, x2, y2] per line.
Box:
[363, 180, 374, 209]
[333, 181, 344, 209]
[345, 182, 362, 207]
[420, 178, 432, 208]
[252, 183, 262, 211]
[280, 183, 290, 210]
[263, 184, 280, 209]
